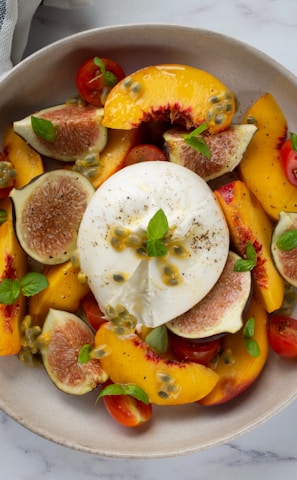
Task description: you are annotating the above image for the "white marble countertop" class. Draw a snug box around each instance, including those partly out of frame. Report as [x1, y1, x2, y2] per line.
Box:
[2, 0, 297, 478]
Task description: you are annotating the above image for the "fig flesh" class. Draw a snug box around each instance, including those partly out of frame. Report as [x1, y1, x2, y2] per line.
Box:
[13, 103, 108, 162]
[10, 169, 94, 265]
[271, 211, 297, 287]
[39, 308, 108, 395]
[166, 251, 252, 338]
[163, 124, 257, 182]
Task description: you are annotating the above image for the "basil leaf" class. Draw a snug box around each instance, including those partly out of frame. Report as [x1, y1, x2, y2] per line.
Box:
[0, 208, 7, 225]
[233, 258, 256, 272]
[243, 317, 255, 339]
[0, 278, 20, 305]
[97, 383, 150, 405]
[20, 272, 49, 297]
[246, 241, 257, 264]
[183, 122, 211, 158]
[290, 132, 297, 152]
[147, 239, 167, 257]
[104, 70, 118, 88]
[244, 338, 261, 358]
[276, 229, 297, 251]
[31, 116, 56, 143]
[145, 325, 168, 353]
[78, 344, 92, 364]
[147, 208, 168, 241]
[93, 56, 105, 74]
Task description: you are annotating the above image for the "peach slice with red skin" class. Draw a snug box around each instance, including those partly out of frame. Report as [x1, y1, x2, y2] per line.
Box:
[199, 296, 269, 406]
[215, 180, 285, 313]
[102, 64, 236, 134]
[95, 322, 219, 405]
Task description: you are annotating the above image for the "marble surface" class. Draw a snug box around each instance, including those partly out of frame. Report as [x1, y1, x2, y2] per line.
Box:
[2, 0, 297, 478]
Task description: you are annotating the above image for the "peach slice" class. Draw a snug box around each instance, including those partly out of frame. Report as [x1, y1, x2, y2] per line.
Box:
[199, 296, 269, 406]
[102, 64, 236, 134]
[95, 322, 219, 405]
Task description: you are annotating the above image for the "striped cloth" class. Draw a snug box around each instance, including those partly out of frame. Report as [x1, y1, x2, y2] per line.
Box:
[0, 0, 92, 78]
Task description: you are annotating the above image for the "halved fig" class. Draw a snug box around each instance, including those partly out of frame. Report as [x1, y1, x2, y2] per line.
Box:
[166, 251, 252, 338]
[13, 103, 108, 162]
[39, 308, 108, 395]
[163, 124, 257, 181]
[271, 211, 297, 287]
[10, 169, 94, 265]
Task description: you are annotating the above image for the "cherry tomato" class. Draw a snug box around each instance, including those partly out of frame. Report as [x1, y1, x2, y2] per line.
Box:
[82, 293, 106, 331]
[268, 315, 297, 358]
[123, 144, 167, 167]
[168, 332, 222, 366]
[76, 56, 125, 107]
[102, 391, 153, 428]
[280, 138, 297, 187]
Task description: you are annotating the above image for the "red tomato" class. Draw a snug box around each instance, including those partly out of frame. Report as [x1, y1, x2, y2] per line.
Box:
[82, 293, 106, 331]
[280, 138, 297, 187]
[168, 332, 222, 366]
[102, 392, 153, 428]
[76, 56, 125, 107]
[123, 144, 167, 167]
[268, 315, 297, 358]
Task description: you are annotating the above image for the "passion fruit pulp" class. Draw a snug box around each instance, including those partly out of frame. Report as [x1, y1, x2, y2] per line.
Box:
[10, 169, 95, 265]
[39, 308, 108, 395]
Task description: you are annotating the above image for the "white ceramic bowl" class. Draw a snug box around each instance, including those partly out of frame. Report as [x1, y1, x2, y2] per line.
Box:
[0, 25, 297, 458]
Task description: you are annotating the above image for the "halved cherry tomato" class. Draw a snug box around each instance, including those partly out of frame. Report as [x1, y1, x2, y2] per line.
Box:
[82, 293, 106, 331]
[268, 315, 297, 358]
[76, 56, 125, 107]
[280, 138, 297, 187]
[123, 144, 167, 167]
[168, 331, 222, 366]
[102, 390, 153, 428]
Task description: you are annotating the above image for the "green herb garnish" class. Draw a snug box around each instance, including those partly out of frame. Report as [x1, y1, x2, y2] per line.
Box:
[78, 344, 92, 364]
[0, 272, 49, 305]
[183, 122, 211, 159]
[290, 131, 297, 152]
[146, 208, 169, 257]
[0, 208, 7, 225]
[145, 325, 168, 353]
[276, 229, 297, 251]
[96, 383, 150, 404]
[31, 116, 56, 142]
[243, 316, 261, 358]
[93, 57, 118, 88]
[233, 241, 257, 272]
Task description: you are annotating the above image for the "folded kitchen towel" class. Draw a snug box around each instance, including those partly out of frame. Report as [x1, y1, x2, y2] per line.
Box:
[0, 0, 92, 78]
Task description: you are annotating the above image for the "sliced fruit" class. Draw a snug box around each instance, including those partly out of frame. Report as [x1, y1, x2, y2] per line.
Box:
[271, 211, 297, 287]
[10, 170, 94, 265]
[13, 103, 108, 162]
[238, 93, 297, 221]
[167, 251, 251, 338]
[199, 296, 269, 406]
[95, 321, 219, 405]
[215, 180, 285, 313]
[29, 260, 90, 326]
[91, 127, 144, 189]
[3, 124, 44, 187]
[0, 153, 17, 198]
[39, 308, 108, 394]
[163, 124, 256, 181]
[102, 64, 236, 134]
[0, 197, 28, 356]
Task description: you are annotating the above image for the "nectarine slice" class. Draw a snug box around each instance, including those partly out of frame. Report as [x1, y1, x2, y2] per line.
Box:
[95, 322, 219, 405]
[102, 64, 236, 134]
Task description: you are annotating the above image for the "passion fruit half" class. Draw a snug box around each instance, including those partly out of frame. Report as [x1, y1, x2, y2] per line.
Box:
[10, 169, 95, 265]
[39, 308, 108, 395]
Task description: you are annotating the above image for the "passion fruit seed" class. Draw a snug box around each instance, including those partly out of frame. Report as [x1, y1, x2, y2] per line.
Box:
[206, 91, 235, 129]
[105, 304, 137, 334]
[73, 151, 101, 179]
[0, 160, 17, 187]
[156, 370, 181, 400]
[18, 315, 43, 366]
[90, 344, 111, 359]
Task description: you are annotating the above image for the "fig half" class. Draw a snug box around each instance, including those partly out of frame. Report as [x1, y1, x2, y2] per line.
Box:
[10, 169, 95, 265]
[271, 211, 297, 287]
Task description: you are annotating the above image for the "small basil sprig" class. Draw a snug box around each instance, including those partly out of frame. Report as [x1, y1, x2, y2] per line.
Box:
[145, 325, 168, 353]
[146, 208, 169, 257]
[0, 272, 49, 305]
[0, 208, 7, 225]
[276, 229, 297, 251]
[93, 57, 118, 88]
[183, 122, 211, 159]
[290, 131, 297, 151]
[243, 317, 261, 358]
[31, 116, 56, 142]
[233, 241, 257, 272]
[96, 383, 150, 405]
[78, 343, 92, 364]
